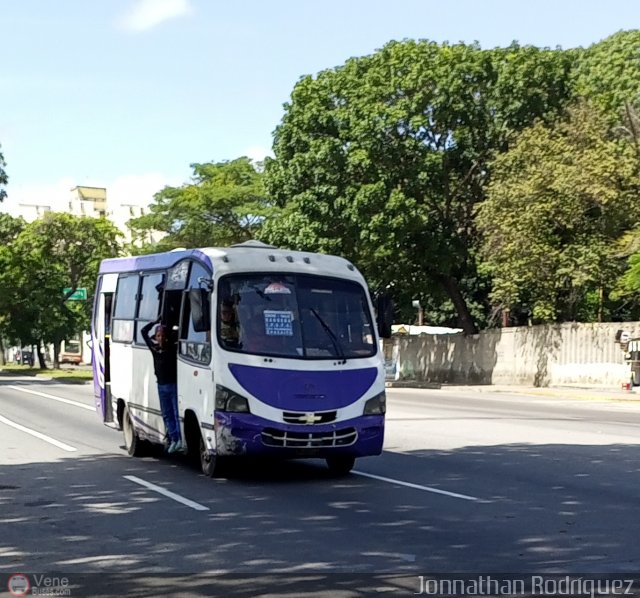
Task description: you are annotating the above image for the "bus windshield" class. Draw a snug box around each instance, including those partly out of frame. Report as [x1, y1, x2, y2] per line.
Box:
[217, 274, 376, 359]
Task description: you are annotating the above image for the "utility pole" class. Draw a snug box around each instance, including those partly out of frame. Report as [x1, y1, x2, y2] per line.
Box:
[412, 300, 424, 326]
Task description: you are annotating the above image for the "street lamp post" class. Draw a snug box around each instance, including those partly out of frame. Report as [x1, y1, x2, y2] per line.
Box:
[412, 300, 424, 326]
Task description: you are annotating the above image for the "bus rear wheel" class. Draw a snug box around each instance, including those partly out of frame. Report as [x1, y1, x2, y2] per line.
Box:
[123, 405, 145, 457]
[326, 456, 355, 476]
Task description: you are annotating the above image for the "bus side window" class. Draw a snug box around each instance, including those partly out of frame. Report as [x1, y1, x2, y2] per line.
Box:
[188, 288, 210, 332]
[178, 261, 212, 364]
[135, 272, 165, 344]
[104, 293, 113, 336]
[112, 274, 140, 343]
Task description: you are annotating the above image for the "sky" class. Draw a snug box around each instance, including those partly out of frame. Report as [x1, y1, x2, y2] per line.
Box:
[1, 0, 639, 214]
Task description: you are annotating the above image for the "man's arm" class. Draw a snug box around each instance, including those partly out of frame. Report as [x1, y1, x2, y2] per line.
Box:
[141, 320, 157, 351]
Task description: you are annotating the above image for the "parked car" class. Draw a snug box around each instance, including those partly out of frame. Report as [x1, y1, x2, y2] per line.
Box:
[16, 350, 34, 366]
[60, 352, 82, 365]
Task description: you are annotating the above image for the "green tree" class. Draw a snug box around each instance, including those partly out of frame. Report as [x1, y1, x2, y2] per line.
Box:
[129, 157, 270, 253]
[574, 30, 640, 118]
[0, 143, 7, 202]
[0, 214, 26, 364]
[6, 213, 122, 367]
[263, 40, 574, 333]
[477, 102, 639, 323]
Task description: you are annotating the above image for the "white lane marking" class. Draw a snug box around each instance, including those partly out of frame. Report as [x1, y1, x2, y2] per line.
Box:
[8, 385, 94, 411]
[123, 475, 210, 511]
[352, 470, 479, 501]
[0, 414, 77, 452]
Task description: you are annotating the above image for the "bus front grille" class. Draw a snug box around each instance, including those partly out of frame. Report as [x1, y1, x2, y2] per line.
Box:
[261, 427, 357, 448]
[282, 410, 337, 424]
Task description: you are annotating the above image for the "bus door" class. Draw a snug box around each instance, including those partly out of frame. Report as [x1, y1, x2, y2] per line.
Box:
[177, 262, 214, 443]
[102, 293, 114, 422]
[93, 275, 116, 423]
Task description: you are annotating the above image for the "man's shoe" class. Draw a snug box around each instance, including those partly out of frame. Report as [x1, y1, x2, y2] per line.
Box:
[167, 441, 178, 454]
[173, 440, 184, 453]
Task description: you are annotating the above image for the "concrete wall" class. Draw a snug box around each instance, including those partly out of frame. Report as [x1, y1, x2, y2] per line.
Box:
[384, 322, 640, 387]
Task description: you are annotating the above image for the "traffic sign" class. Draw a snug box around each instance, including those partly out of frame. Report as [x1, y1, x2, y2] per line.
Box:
[64, 288, 87, 301]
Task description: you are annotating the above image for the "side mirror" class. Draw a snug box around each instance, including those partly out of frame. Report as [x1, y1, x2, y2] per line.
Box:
[188, 288, 211, 332]
[375, 294, 394, 339]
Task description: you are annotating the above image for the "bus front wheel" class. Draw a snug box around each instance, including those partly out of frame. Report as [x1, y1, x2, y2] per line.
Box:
[326, 456, 355, 476]
[200, 435, 227, 478]
[123, 406, 145, 457]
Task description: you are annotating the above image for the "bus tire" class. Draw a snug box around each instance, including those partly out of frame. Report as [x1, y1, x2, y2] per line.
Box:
[200, 434, 227, 478]
[123, 405, 145, 457]
[183, 412, 201, 465]
[326, 456, 355, 476]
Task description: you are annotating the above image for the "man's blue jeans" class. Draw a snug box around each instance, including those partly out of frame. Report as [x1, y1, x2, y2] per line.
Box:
[158, 383, 180, 443]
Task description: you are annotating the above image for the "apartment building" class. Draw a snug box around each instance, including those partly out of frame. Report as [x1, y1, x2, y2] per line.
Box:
[109, 201, 160, 244]
[15, 203, 51, 221]
[68, 185, 107, 218]
[9, 185, 162, 245]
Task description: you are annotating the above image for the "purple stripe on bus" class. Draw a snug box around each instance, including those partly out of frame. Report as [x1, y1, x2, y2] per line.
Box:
[131, 412, 165, 438]
[228, 364, 378, 410]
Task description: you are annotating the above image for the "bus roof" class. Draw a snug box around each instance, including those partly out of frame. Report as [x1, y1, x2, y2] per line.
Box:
[99, 248, 213, 274]
[98, 243, 364, 282]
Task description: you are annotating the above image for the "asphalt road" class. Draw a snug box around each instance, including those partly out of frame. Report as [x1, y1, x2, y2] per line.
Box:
[2, 378, 640, 596]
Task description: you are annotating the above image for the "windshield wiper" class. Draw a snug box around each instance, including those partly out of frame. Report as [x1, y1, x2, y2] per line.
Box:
[310, 308, 346, 363]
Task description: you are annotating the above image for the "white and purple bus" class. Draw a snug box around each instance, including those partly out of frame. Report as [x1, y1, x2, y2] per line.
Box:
[91, 241, 390, 476]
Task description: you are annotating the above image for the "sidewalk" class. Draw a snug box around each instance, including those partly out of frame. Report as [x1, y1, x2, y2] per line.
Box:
[386, 379, 640, 401]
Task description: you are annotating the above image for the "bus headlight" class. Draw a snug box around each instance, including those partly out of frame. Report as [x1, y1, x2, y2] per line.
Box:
[363, 392, 386, 415]
[215, 385, 250, 413]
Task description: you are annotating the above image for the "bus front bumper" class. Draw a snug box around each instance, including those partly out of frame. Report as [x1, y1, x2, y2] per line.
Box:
[212, 412, 384, 458]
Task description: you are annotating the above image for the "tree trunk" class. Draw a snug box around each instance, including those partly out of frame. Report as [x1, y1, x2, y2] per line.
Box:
[0, 337, 5, 366]
[37, 340, 47, 369]
[54, 340, 61, 370]
[438, 275, 478, 335]
[598, 285, 604, 323]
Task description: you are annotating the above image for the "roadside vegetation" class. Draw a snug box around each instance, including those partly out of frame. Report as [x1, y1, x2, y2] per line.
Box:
[0, 364, 92, 383]
[1, 30, 640, 347]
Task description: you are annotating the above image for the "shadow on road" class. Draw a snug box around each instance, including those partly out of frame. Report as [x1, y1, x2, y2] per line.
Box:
[1, 437, 640, 597]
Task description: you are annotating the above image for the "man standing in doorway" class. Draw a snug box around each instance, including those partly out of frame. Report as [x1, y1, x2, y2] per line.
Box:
[141, 318, 182, 453]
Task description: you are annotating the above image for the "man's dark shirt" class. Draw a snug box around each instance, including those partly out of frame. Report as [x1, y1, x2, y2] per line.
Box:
[141, 321, 177, 385]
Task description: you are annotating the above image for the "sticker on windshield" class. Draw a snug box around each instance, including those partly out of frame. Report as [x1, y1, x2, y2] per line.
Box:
[264, 310, 294, 336]
[264, 282, 291, 295]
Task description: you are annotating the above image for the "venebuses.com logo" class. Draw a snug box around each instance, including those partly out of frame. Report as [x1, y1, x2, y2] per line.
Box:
[7, 573, 71, 596]
[8, 574, 30, 596]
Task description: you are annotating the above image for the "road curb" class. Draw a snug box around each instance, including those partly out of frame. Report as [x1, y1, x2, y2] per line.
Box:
[385, 380, 640, 402]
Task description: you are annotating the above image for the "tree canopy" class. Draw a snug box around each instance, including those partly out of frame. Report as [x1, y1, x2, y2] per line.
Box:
[0, 213, 25, 363]
[477, 102, 640, 323]
[0, 143, 7, 202]
[1, 213, 122, 366]
[263, 40, 574, 333]
[129, 157, 269, 253]
[574, 30, 640, 117]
